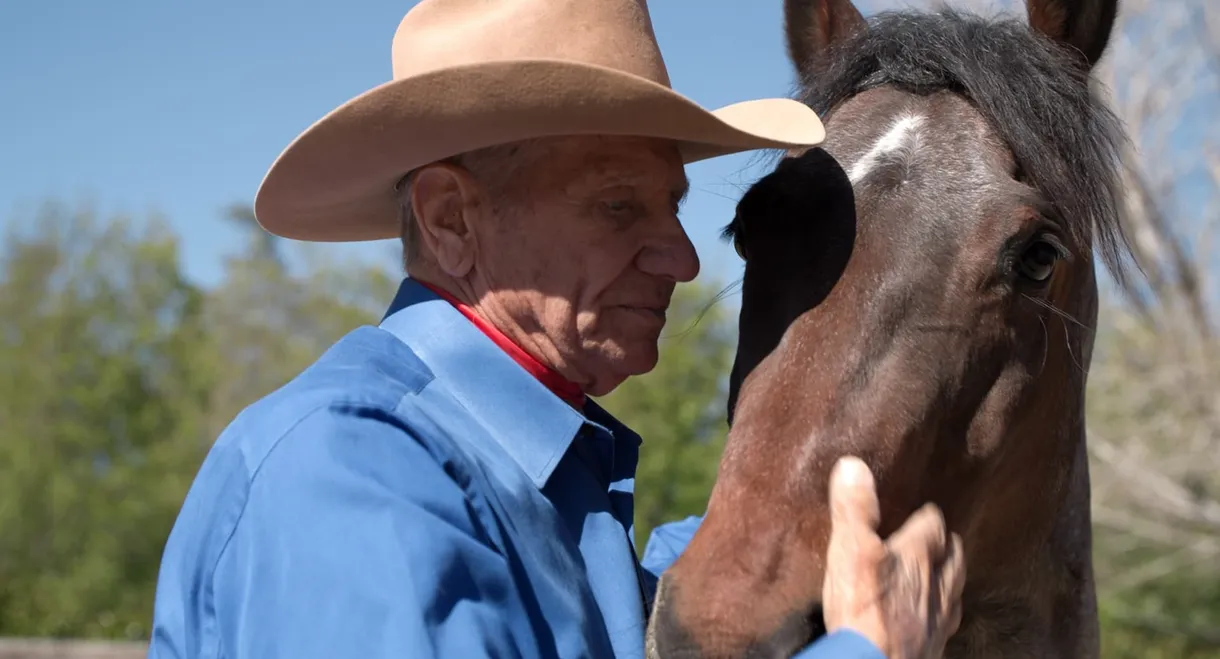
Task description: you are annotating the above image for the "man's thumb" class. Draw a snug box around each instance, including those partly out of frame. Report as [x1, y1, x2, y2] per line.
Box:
[828, 456, 881, 532]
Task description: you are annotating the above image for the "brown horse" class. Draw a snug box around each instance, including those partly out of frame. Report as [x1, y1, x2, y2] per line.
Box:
[646, 0, 1131, 657]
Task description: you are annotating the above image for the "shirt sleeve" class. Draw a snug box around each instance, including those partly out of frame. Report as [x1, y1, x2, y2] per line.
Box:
[209, 406, 550, 659]
[639, 514, 704, 580]
[793, 630, 887, 658]
[640, 515, 885, 659]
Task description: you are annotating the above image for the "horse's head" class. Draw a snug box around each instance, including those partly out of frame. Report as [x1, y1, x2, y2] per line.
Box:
[647, 0, 1130, 656]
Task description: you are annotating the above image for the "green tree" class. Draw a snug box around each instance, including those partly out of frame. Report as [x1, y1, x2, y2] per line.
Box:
[0, 203, 212, 638]
[0, 201, 397, 639]
[0, 198, 734, 639]
[598, 283, 737, 551]
[200, 204, 397, 438]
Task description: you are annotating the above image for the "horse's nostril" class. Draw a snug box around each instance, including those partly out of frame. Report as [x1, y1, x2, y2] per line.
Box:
[648, 573, 826, 659]
[646, 578, 690, 657]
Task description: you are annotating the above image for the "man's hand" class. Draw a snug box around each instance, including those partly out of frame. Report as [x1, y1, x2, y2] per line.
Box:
[821, 456, 966, 659]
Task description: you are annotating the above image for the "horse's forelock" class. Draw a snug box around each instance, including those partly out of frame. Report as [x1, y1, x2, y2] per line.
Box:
[798, 8, 1133, 288]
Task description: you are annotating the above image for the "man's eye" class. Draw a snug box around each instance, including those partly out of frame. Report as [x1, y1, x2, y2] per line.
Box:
[603, 200, 632, 213]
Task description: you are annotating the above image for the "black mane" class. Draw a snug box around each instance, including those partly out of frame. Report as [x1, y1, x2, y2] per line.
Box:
[794, 8, 1133, 284]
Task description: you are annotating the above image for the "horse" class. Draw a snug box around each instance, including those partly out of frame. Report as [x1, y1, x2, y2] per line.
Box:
[645, 0, 1131, 656]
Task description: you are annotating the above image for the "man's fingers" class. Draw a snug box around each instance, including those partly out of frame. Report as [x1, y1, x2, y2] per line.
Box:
[828, 456, 881, 533]
[943, 532, 966, 601]
[886, 502, 948, 561]
[932, 600, 964, 654]
[932, 532, 966, 651]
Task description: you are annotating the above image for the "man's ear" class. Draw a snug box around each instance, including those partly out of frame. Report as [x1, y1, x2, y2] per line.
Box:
[410, 163, 482, 277]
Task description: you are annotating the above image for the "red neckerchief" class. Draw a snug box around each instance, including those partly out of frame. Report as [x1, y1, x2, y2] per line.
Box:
[419, 281, 587, 408]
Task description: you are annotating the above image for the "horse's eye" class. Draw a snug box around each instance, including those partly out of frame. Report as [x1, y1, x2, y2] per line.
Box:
[734, 237, 748, 261]
[1017, 237, 1065, 283]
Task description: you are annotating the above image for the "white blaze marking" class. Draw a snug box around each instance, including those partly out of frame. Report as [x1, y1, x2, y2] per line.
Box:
[847, 113, 925, 184]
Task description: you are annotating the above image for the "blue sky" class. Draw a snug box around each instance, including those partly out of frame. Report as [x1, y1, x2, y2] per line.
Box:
[0, 0, 832, 294]
[3, 1, 1212, 301]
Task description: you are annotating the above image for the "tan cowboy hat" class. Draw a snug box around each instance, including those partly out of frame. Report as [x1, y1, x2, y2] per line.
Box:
[254, 0, 827, 242]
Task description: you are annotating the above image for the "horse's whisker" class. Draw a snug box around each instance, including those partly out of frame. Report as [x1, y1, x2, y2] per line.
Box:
[1036, 313, 1051, 376]
[661, 278, 743, 341]
[1022, 294, 1095, 333]
[1023, 293, 1090, 374]
[692, 186, 743, 203]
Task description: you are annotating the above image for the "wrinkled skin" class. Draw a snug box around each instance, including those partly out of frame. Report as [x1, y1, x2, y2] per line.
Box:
[407, 135, 698, 397]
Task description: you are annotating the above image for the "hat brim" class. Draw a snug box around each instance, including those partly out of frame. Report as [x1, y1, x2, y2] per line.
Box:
[254, 58, 826, 242]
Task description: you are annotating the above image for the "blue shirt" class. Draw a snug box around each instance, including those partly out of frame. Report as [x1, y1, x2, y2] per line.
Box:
[148, 277, 882, 659]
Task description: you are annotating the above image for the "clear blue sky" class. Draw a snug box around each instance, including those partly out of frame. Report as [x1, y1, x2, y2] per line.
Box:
[0, 0, 845, 294]
[4, 1, 1210, 298]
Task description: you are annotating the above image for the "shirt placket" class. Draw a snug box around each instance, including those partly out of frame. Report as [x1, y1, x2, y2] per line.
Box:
[572, 427, 652, 620]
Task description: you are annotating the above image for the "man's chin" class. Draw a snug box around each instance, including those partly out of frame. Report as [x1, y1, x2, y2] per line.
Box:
[616, 339, 661, 374]
[584, 343, 661, 396]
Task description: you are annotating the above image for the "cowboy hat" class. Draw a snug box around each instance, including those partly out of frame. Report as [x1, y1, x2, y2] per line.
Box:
[253, 0, 827, 242]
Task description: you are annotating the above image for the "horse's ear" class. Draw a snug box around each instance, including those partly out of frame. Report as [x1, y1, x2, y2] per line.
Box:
[784, 0, 866, 79]
[1026, 0, 1119, 69]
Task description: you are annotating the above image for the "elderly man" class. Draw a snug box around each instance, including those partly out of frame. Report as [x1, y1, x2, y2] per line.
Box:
[149, 1, 963, 658]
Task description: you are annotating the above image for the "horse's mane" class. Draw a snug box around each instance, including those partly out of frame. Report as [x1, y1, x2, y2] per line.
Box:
[795, 8, 1133, 284]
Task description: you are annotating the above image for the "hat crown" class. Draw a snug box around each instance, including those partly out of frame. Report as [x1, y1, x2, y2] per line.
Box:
[392, 0, 672, 87]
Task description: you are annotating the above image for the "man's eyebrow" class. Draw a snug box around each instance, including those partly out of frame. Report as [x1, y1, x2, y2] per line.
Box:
[595, 170, 689, 204]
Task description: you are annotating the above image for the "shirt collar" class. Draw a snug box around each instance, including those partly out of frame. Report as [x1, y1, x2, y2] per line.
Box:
[414, 279, 587, 407]
[379, 277, 602, 488]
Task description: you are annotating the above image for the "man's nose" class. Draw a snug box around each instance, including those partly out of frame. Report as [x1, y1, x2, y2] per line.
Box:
[636, 216, 700, 283]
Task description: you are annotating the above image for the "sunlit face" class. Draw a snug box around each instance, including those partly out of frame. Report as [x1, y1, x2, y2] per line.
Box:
[468, 135, 699, 396]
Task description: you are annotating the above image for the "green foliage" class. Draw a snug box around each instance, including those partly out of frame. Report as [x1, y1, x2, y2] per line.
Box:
[597, 285, 737, 550]
[3, 201, 1218, 658]
[0, 205, 213, 638]
[1087, 304, 1220, 658]
[0, 201, 730, 639]
[0, 203, 395, 639]
[1098, 570, 1220, 658]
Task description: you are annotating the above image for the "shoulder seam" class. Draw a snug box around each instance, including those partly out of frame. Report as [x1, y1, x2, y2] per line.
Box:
[206, 387, 438, 577]
[206, 402, 357, 579]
